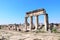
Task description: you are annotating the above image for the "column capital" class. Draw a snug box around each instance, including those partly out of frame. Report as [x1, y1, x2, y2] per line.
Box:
[30, 16, 33, 17]
[25, 16, 28, 18]
[42, 13, 48, 15]
[45, 13, 48, 15]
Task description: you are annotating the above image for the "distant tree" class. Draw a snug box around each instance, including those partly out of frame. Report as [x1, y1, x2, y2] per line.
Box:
[55, 23, 59, 26]
[14, 23, 18, 31]
[0, 25, 1, 29]
[50, 23, 54, 30]
[51, 27, 57, 33]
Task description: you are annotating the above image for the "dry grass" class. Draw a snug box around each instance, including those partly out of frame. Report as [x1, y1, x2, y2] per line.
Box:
[0, 29, 60, 40]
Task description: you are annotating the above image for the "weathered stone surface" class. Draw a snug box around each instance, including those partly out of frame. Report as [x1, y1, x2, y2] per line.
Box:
[25, 8, 49, 32]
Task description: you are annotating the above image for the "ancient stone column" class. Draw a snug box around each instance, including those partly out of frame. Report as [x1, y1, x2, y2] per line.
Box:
[25, 17, 28, 31]
[30, 16, 33, 30]
[44, 14, 49, 31]
[8, 26, 10, 30]
[35, 15, 38, 30]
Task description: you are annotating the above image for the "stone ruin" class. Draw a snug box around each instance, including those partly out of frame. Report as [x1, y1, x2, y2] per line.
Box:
[0, 8, 60, 32]
[25, 8, 49, 32]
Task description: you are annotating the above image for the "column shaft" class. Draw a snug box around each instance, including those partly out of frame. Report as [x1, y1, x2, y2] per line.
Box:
[35, 15, 38, 30]
[44, 14, 48, 31]
[30, 16, 33, 30]
[25, 17, 28, 31]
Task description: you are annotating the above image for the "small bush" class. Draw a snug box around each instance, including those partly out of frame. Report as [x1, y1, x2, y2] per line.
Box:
[0, 26, 1, 29]
[51, 27, 57, 33]
[35, 29, 41, 33]
[35, 29, 45, 33]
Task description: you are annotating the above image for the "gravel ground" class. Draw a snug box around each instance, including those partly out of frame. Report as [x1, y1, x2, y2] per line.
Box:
[0, 29, 60, 40]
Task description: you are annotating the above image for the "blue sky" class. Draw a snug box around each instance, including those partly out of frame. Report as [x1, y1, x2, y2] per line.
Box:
[0, 0, 60, 24]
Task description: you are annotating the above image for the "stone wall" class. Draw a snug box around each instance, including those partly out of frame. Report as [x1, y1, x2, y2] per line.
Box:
[0, 23, 60, 32]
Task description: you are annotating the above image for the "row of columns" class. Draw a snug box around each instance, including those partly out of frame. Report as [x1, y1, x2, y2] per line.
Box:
[25, 14, 48, 31]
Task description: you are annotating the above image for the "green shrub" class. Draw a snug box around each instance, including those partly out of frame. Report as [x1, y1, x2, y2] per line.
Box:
[51, 27, 57, 33]
[35, 30, 40, 33]
[35, 29, 45, 33]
